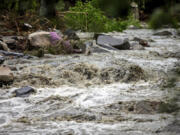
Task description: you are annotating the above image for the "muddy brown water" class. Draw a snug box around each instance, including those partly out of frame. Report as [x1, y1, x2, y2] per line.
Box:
[0, 29, 180, 135]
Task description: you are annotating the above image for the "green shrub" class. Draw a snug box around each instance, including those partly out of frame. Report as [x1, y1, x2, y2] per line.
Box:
[64, 1, 140, 32]
[64, 1, 108, 32]
[149, 8, 178, 29]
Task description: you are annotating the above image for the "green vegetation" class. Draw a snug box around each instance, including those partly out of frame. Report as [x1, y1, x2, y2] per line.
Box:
[149, 8, 178, 29]
[64, 1, 140, 32]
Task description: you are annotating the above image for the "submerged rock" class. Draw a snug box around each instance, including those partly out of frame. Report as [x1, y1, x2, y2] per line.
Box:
[96, 35, 130, 50]
[153, 30, 173, 36]
[13, 86, 36, 97]
[0, 66, 14, 86]
[133, 37, 150, 47]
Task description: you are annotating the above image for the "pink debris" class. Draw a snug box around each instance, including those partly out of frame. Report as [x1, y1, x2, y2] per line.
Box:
[50, 32, 62, 44]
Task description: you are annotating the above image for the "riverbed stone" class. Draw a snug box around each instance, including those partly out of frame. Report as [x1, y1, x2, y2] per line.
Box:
[0, 66, 14, 86]
[96, 35, 130, 50]
[133, 37, 150, 47]
[13, 86, 36, 97]
[153, 30, 173, 36]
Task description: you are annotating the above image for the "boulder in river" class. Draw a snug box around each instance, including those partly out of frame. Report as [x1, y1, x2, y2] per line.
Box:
[133, 37, 150, 47]
[0, 66, 14, 86]
[13, 86, 36, 97]
[153, 30, 173, 36]
[28, 31, 64, 49]
[96, 35, 130, 50]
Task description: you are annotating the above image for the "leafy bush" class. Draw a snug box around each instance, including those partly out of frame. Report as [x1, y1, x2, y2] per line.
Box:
[64, 1, 140, 32]
[64, 1, 108, 32]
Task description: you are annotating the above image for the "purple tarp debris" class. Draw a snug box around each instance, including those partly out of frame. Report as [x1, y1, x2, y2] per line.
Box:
[50, 32, 62, 44]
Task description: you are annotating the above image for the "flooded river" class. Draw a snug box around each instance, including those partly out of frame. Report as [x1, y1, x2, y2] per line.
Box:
[0, 29, 179, 135]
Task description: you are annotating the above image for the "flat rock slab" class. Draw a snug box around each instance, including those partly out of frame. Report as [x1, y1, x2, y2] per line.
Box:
[97, 35, 130, 50]
[0, 66, 14, 83]
[13, 86, 36, 97]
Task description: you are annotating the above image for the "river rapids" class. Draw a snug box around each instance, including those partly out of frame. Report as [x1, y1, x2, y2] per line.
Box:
[0, 29, 180, 135]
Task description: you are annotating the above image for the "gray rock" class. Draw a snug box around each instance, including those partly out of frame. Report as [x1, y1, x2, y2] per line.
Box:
[133, 37, 150, 47]
[96, 35, 130, 50]
[13, 86, 36, 97]
[0, 56, 5, 64]
[0, 50, 24, 57]
[153, 31, 173, 36]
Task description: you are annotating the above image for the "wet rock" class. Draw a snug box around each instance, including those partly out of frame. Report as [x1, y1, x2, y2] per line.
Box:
[153, 30, 173, 36]
[0, 56, 5, 64]
[0, 50, 24, 57]
[133, 37, 150, 47]
[0, 66, 14, 86]
[162, 52, 180, 59]
[135, 101, 159, 114]
[64, 29, 79, 40]
[0, 40, 10, 51]
[13, 86, 36, 97]
[96, 35, 130, 50]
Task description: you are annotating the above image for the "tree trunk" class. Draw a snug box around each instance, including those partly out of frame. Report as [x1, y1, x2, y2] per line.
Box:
[39, 0, 58, 18]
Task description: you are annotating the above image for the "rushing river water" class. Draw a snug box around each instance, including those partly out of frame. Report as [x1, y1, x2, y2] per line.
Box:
[0, 29, 180, 135]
